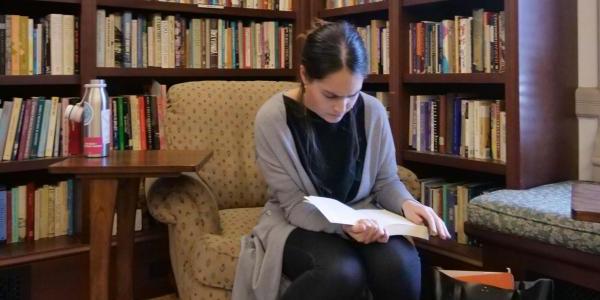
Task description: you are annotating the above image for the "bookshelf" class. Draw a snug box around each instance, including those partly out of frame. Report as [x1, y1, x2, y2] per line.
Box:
[0, 228, 166, 268]
[1, 0, 578, 296]
[0, 75, 81, 86]
[314, 0, 577, 271]
[1, 0, 304, 298]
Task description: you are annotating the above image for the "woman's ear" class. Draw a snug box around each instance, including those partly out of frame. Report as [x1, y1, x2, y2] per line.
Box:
[299, 65, 308, 86]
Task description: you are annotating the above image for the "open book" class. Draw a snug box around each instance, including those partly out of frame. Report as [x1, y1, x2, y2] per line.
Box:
[304, 196, 430, 240]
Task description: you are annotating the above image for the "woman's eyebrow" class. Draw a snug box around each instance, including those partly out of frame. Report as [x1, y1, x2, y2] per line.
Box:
[323, 89, 361, 98]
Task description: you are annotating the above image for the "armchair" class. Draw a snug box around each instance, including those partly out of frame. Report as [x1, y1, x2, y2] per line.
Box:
[145, 81, 421, 299]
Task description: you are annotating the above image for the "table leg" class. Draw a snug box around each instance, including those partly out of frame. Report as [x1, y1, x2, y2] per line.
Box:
[89, 179, 118, 300]
[116, 178, 140, 300]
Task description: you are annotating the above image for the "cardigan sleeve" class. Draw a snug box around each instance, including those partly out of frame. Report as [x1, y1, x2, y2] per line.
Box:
[254, 99, 348, 237]
[369, 98, 418, 215]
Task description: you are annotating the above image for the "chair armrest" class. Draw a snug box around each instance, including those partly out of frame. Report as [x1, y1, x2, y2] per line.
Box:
[146, 174, 221, 235]
[398, 165, 420, 200]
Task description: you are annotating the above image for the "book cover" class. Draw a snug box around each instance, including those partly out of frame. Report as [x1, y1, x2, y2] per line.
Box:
[438, 269, 514, 290]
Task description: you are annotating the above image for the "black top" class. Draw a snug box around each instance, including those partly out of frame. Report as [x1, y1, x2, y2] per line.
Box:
[284, 95, 366, 203]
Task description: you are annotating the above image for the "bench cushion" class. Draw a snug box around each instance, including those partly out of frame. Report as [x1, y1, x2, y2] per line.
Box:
[468, 182, 600, 255]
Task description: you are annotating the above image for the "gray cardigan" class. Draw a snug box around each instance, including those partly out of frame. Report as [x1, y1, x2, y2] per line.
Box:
[232, 91, 414, 300]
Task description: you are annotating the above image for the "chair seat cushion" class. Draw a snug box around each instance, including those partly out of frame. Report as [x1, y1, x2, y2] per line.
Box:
[467, 182, 600, 254]
[192, 207, 263, 289]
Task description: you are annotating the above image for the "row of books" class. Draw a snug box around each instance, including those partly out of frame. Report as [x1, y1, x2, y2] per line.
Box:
[111, 94, 167, 151]
[0, 180, 76, 243]
[364, 91, 390, 116]
[0, 14, 78, 76]
[356, 20, 389, 75]
[157, 0, 293, 11]
[325, 0, 384, 9]
[110, 80, 167, 151]
[409, 9, 506, 74]
[419, 178, 502, 244]
[408, 95, 506, 162]
[0, 97, 81, 162]
[96, 11, 293, 69]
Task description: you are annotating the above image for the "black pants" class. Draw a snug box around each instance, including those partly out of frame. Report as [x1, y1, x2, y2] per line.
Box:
[281, 227, 421, 300]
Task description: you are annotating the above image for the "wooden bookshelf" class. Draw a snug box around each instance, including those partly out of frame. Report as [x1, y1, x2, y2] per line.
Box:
[312, 0, 578, 273]
[97, 0, 296, 20]
[365, 74, 389, 83]
[0, 75, 81, 86]
[1, 0, 303, 297]
[319, 0, 388, 18]
[403, 150, 506, 175]
[403, 73, 505, 84]
[415, 237, 483, 268]
[402, 0, 446, 7]
[0, 228, 167, 268]
[32, 0, 81, 3]
[396, 0, 577, 190]
[0, 157, 67, 174]
[96, 67, 296, 78]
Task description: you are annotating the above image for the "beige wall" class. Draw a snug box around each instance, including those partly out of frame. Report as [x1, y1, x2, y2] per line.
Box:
[578, 0, 599, 180]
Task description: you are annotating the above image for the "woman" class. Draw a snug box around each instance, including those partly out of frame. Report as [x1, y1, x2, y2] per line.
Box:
[233, 20, 450, 300]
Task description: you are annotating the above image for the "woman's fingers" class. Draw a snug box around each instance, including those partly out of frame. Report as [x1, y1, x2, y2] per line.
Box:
[436, 215, 451, 239]
[377, 228, 389, 243]
[420, 208, 438, 236]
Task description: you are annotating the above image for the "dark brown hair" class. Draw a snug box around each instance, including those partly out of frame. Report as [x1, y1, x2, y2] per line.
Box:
[298, 20, 368, 191]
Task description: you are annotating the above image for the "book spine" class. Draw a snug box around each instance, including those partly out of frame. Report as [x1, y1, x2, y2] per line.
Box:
[26, 183, 35, 241]
[16, 99, 33, 160]
[143, 96, 153, 149]
[0, 15, 5, 75]
[0, 187, 6, 242]
[150, 95, 159, 150]
[11, 98, 26, 160]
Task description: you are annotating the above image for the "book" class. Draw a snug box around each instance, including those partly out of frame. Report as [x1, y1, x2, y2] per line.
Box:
[571, 181, 600, 223]
[304, 196, 429, 240]
[438, 268, 514, 290]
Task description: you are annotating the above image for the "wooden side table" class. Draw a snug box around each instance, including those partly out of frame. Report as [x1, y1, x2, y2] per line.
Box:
[49, 150, 213, 300]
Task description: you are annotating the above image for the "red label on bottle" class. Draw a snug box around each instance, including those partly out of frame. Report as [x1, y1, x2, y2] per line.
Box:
[84, 136, 103, 156]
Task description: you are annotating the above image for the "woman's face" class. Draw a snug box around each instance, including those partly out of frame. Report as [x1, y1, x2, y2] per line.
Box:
[302, 66, 364, 123]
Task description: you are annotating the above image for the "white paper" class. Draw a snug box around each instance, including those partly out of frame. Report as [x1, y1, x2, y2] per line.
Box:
[304, 196, 430, 240]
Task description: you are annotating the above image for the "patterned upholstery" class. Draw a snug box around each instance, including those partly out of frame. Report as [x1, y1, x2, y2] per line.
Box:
[145, 81, 423, 299]
[165, 80, 298, 209]
[468, 182, 600, 255]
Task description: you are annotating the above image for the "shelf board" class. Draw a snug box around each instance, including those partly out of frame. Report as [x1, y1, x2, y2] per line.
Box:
[34, 0, 81, 3]
[403, 73, 505, 84]
[97, 0, 296, 20]
[0, 228, 167, 268]
[403, 150, 506, 175]
[364, 74, 389, 84]
[0, 75, 80, 86]
[96, 67, 296, 78]
[319, 0, 388, 18]
[0, 157, 67, 174]
[403, 0, 447, 7]
[415, 237, 483, 267]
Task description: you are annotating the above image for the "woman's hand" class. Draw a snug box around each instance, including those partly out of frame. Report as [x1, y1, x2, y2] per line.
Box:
[402, 200, 451, 239]
[343, 219, 389, 244]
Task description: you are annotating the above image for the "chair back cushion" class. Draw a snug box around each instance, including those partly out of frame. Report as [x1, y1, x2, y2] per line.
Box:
[166, 80, 298, 209]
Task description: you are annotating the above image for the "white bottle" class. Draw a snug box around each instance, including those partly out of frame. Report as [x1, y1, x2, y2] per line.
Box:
[82, 79, 111, 157]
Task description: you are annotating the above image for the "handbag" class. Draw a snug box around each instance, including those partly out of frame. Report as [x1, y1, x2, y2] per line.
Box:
[434, 267, 554, 300]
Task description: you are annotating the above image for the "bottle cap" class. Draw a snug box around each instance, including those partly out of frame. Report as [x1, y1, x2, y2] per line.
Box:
[65, 103, 84, 123]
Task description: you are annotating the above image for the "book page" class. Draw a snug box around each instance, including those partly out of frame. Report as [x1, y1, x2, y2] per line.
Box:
[359, 209, 429, 240]
[304, 196, 429, 240]
[304, 196, 361, 225]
